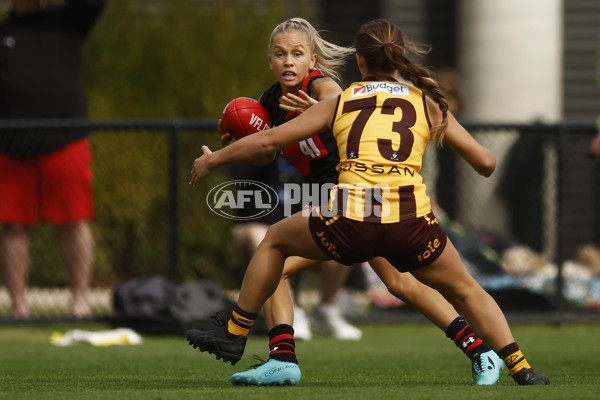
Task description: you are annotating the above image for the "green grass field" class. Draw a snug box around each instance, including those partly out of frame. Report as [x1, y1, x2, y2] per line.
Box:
[1, 321, 598, 400]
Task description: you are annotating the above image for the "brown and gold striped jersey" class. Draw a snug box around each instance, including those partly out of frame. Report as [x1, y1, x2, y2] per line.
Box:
[327, 79, 433, 223]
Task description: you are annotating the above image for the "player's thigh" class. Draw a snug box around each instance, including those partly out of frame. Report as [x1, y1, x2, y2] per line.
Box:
[282, 256, 320, 279]
[410, 239, 480, 298]
[368, 257, 421, 294]
[263, 210, 329, 262]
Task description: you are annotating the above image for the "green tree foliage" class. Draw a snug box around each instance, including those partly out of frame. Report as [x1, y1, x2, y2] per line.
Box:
[85, 0, 314, 118]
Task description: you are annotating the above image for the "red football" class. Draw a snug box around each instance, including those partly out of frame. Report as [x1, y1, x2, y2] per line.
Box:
[221, 97, 271, 140]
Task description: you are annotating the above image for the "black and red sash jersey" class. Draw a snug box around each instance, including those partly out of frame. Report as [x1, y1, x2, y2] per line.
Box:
[260, 70, 340, 185]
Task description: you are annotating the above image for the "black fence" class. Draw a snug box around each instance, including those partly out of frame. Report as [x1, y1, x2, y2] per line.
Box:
[0, 119, 598, 324]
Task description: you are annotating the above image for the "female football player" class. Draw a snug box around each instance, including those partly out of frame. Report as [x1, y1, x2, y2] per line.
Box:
[191, 18, 545, 387]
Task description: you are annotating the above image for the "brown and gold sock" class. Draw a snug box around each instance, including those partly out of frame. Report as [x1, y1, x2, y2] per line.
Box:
[226, 305, 258, 337]
[498, 342, 532, 375]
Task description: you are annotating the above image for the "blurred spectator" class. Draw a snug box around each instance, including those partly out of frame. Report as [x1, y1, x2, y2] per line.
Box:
[0, 0, 106, 318]
[498, 130, 544, 252]
[497, 244, 600, 308]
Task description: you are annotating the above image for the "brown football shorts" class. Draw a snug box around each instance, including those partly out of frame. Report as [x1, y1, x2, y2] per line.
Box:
[308, 207, 448, 272]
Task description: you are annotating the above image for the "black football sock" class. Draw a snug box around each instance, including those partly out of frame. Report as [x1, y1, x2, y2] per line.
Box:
[268, 324, 298, 364]
[445, 316, 492, 360]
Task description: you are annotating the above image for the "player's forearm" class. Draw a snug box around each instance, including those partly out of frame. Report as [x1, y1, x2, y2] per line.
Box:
[208, 134, 278, 168]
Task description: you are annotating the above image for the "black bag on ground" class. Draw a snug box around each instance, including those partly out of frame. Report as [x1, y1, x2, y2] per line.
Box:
[111, 275, 237, 335]
[169, 280, 235, 331]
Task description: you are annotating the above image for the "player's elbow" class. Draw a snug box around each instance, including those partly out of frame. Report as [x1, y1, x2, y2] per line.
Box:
[474, 151, 496, 177]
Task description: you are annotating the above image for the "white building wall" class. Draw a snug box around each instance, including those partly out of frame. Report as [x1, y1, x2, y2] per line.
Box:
[459, 0, 562, 123]
[456, 0, 562, 239]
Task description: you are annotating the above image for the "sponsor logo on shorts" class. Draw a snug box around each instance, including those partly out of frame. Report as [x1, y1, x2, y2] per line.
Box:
[315, 230, 341, 259]
[424, 214, 438, 226]
[351, 82, 409, 97]
[417, 238, 441, 262]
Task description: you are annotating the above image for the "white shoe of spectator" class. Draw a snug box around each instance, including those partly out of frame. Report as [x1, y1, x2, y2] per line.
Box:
[310, 303, 362, 340]
[293, 307, 312, 341]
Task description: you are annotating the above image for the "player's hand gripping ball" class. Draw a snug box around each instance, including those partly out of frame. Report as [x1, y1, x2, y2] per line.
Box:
[221, 97, 271, 140]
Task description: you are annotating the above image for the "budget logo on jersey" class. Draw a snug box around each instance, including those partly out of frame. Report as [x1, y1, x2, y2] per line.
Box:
[351, 82, 409, 97]
[206, 180, 279, 220]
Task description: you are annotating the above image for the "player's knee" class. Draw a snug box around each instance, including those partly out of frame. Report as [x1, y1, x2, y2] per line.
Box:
[261, 225, 279, 245]
[261, 226, 293, 261]
[443, 285, 480, 309]
[383, 275, 419, 303]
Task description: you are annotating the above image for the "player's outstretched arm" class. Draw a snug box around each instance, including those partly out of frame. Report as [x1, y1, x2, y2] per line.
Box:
[443, 112, 496, 177]
[425, 96, 495, 177]
[190, 145, 214, 184]
[190, 97, 336, 186]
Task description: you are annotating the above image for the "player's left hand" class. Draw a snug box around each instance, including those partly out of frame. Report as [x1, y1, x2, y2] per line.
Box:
[218, 118, 237, 147]
[190, 145, 213, 186]
[279, 90, 317, 114]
